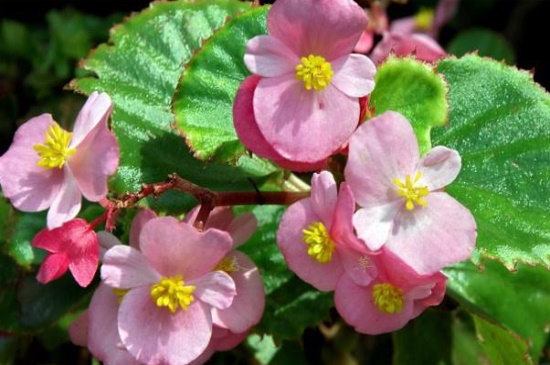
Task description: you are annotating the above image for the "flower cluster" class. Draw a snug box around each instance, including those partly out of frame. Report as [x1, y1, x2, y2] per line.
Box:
[276, 112, 476, 334]
[69, 207, 265, 365]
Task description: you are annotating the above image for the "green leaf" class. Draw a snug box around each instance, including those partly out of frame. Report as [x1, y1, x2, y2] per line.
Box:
[393, 308, 453, 365]
[238, 205, 333, 341]
[472, 314, 532, 365]
[72, 0, 277, 213]
[445, 261, 550, 360]
[9, 212, 46, 268]
[173, 6, 268, 162]
[369, 56, 448, 154]
[452, 312, 489, 365]
[447, 29, 515, 65]
[434, 55, 550, 269]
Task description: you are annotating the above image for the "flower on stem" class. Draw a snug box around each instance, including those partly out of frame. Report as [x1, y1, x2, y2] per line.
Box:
[277, 171, 378, 291]
[32, 218, 99, 287]
[0, 92, 119, 229]
[335, 250, 446, 334]
[101, 216, 238, 365]
[344, 111, 477, 275]
[237, 0, 376, 165]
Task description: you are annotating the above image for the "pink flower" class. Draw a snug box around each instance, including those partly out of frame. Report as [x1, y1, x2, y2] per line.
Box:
[0, 92, 119, 229]
[32, 218, 99, 287]
[370, 32, 446, 64]
[239, 0, 376, 164]
[354, 3, 389, 54]
[335, 250, 446, 334]
[101, 216, 237, 365]
[344, 111, 477, 275]
[277, 171, 377, 291]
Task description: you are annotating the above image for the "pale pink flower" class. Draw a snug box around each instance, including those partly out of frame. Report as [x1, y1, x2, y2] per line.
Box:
[239, 0, 376, 163]
[354, 3, 389, 54]
[0, 92, 119, 229]
[345, 111, 477, 275]
[277, 171, 377, 291]
[335, 250, 446, 334]
[101, 216, 238, 365]
[32, 218, 99, 287]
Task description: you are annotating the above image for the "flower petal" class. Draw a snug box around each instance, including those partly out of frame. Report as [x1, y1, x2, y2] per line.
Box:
[353, 203, 399, 251]
[354, 30, 374, 53]
[417, 146, 461, 191]
[335, 275, 415, 335]
[47, 167, 82, 229]
[118, 286, 213, 365]
[387, 192, 477, 275]
[277, 199, 343, 291]
[254, 74, 359, 162]
[370, 32, 446, 64]
[190, 271, 236, 310]
[310, 171, 338, 227]
[331, 54, 376, 98]
[68, 310, 89, 347]
[212, 252, 265, 333]
[267, 0, 367, 60]
[70, 92, 113, 148]
[36, 252, 70, 284]
[0, 114, 63, 212]
[345, 111, 418, 208]
[102, 245, 160, 289]
[244, 35, 299, 77]
[88, 284, 141, 365]
[390, 17, 417, 34]
[69, 241, 99, 288]
[129, 208, 157, 249]
[139, 217, 233, 279]
[70, 118, 119, 202]
[227, 212, 257, 248]
[233, 75, 327, 170]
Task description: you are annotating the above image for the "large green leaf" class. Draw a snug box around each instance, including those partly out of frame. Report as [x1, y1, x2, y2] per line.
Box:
[434, 55, 550, 269]
[238, 205, 333, 341]
[72, 0, 277, 213]
[370, 56, 448, 155]
[173, 6, 268, 162]
[447, 29, 515, 65]
[445, 261, 550, 360]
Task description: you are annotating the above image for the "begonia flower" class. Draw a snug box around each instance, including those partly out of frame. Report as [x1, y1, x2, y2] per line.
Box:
[32, 218, 99, 287]
[344, 111, 477, 275]
[101, 216, 237, 365]
[277, 171, 377, 291]
[335, 250, 446, 334]
[239, 0, 376, 164]
[354, 3, 389, 54]
[0, 92, 119, 229]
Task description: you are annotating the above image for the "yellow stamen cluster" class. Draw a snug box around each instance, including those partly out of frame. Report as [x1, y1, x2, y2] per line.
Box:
[150, 276, 195, 314]
[393, 171, 429, 211]
[295, 54, 333, 91]
[33, 124, 75, 169]
[302, 221, 335, 263]
[215, 257, 240, 274]
[414, 7, 435, 31]
[372, 283, 404, 314]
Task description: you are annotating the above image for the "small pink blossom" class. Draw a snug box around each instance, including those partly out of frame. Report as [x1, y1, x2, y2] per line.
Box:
[32, 218, 99, 287]
[344, 111, 477, 275]
[238, 0, 376, 164]
[0, 92, 119, 229]
[101, 216, 237, 365]
[354, 3, 389, 54]
[370, 32, 446, 64]
[335, 250, 446, 334]
[277, 171, 377, 291]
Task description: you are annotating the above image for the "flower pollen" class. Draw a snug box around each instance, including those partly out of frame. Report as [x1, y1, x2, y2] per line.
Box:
[372, 283, 404, 314]
[215, 257, 240, 274]
[393, 171, 429, 210]
[302, 221, 335, 263]
[33, 124, 75, 169]
[150, 275, 195, 314]
[414, 7, 434, 31]
[295, 55, 334, 91]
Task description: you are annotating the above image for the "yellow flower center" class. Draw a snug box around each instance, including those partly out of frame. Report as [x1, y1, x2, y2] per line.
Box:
[414, 7, 435, 31]
[372, 283, 404, 314]
[302, 221, 335, 263]
[295, 54, 333, 91]
[215, 257, 240, 274]
[393, 171, 429, 211]
[33, 124, 76, 169]
[150, 276, 195, 314]
[112, 288, 128, 304]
